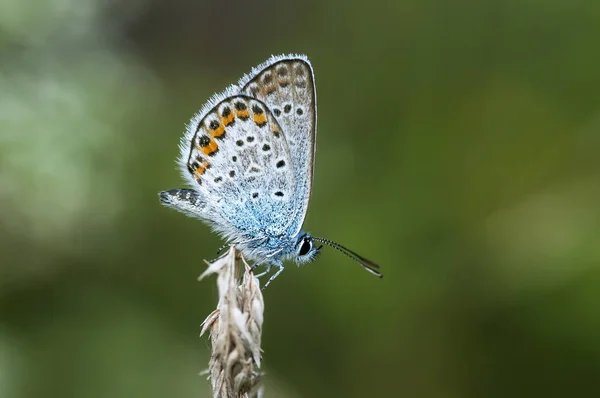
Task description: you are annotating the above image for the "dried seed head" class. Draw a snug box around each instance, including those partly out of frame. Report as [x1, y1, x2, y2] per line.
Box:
[199, 247, 264, 398]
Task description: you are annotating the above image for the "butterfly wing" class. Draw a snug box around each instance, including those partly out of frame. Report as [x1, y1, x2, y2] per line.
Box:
[172, 92, 296, 245]
[238, 54, 317, 236]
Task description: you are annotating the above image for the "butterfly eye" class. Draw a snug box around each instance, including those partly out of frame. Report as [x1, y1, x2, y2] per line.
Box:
[298, 238, 312, 256]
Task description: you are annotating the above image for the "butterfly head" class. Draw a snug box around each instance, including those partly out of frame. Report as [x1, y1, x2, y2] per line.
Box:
[294, 233, 322, 265]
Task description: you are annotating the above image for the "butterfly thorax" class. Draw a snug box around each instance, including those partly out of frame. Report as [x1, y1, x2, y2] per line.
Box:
[232, 231, 300, 265]
[233, 229, 319, 266]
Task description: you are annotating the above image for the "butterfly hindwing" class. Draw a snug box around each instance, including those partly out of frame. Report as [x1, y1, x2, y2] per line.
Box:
[239, 55, 317, 235]
[180, 94, 295, 239]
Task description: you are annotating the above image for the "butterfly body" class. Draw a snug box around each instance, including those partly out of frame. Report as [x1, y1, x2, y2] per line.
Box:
[160, 54, 381, 287]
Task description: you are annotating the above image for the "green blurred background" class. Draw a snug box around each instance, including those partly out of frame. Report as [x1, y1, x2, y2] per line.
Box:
[1, 0, 600, 396]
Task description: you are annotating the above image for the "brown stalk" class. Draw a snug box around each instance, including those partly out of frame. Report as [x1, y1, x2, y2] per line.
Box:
[199, 246, 264, 398]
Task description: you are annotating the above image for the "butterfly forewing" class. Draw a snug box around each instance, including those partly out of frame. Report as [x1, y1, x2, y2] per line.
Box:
[182, 95, 295, 238]
[239, 55, 317, 236]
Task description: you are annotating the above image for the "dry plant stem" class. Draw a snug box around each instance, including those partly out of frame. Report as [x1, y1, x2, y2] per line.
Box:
[199, 246, 264, 398]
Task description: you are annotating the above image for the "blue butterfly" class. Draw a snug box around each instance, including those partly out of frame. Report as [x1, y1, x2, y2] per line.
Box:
[159, 54, 381, 288]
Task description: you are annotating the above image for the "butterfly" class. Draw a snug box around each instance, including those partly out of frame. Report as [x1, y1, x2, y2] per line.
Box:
[159, 54, 382, 288]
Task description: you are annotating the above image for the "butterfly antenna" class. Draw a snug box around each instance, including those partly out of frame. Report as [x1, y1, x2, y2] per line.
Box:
[313, 237, 383, 278]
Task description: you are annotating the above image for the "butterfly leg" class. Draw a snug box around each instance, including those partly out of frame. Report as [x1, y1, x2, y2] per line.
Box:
[261, 263, 284, 290]
[207, 250, 229, 264]
[215, 243, 230, 255]
[252, 262, 272, 278]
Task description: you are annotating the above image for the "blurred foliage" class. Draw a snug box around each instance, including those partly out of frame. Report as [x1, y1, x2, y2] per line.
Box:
[1, 0, 600, 397]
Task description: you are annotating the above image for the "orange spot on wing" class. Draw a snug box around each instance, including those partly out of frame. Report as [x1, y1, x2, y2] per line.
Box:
[253, 113, 267, 125]
[195, 160, 209, 175]
[194, 161, 210, 180]
[211, 125, 225, 138]
[236, 110, 250, 119]
[200, 140, 219, 156]
[221, 113, 234, 126]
